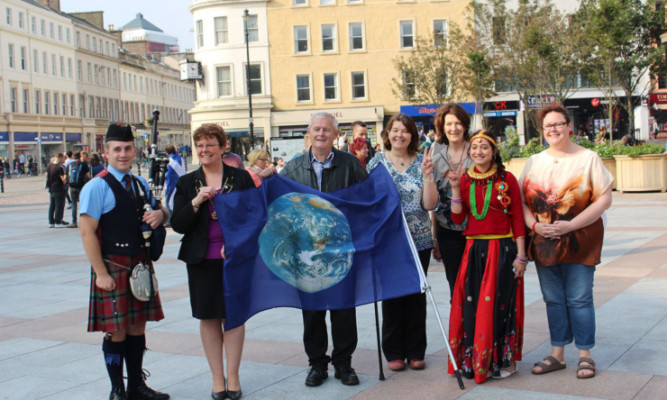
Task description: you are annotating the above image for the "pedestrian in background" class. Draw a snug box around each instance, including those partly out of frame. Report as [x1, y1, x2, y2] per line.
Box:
[66, 152, 90, 228]
[46, 153, 68, 228]
[521, 103, 613, 380]
[246, 149, 276, 187]
[349, 137, 369, 167]
[164, 144, 186, 216]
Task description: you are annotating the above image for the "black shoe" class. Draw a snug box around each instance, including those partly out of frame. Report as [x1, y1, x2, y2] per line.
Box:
[110, 386, 128, 400]
[56, 220, 69, 225]
[126, 384, 170, 400]
[305, 366, 328, 387]
[334, 365, 359, 386]
[227, 388, 242, 400]
[211, 391, 226, 400]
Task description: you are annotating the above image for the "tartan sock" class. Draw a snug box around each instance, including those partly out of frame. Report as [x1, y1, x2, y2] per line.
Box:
[102, 337, 125, 391]
[125, 334, 147, 390]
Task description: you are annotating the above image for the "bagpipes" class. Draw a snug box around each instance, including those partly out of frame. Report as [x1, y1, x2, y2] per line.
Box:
[129, 110, 169, 302]
[141, 109, 169, 263]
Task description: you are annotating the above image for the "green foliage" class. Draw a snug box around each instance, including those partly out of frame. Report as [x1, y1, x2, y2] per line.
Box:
[575, 0, 667, 136]
[392, 35, 464, 105]
[617, 143, 666, 157]
[500, 132, 665, 160]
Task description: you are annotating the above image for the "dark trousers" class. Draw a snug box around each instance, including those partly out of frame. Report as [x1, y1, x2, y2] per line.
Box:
[70, 187, 80, 224]
[381, 249, 431, 361]
[436, 225, 467, 300]
[303, 308, 357, 369]
[48, 191, 65, 224]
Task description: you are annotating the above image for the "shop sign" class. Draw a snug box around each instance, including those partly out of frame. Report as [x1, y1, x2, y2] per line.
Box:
[66, 133, 82, 142]
[483, 111, 518, 117]
[0, 132, 8, 142]
[591, 98, 600, 107]
[40, 132, 63, 142]
[14, 132, 37, 142]
[527, 95, 556, 109]
[649, 93, 667, 104]
[400, 102, 476, 117]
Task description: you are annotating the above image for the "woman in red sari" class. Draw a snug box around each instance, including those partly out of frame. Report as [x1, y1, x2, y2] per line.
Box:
[447, 130, 527, 383]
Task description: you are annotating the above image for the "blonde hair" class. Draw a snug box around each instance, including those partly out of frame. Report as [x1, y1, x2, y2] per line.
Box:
[247, 149, 269, 167]
[50, 153, 64, 164]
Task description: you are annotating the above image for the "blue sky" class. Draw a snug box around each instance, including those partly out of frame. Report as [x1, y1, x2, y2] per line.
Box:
[61, 0, 194, 51]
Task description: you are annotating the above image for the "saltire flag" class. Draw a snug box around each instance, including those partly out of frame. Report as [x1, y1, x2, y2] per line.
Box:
[214, 163, 424, 330]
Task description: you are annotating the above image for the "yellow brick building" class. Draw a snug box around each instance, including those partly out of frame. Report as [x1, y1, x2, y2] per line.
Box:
[267, 0, 471, 142]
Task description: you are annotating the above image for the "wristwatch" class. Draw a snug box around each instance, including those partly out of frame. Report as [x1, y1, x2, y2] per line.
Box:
[191, 199, 199, 209]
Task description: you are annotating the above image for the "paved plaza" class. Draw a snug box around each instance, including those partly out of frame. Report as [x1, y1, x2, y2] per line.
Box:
[0, 172, 666, 400]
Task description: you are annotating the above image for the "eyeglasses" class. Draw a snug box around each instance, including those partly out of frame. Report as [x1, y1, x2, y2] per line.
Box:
[195, 144, 219, 151]
[543, 122, 568, 131]
[258, 158, 269, 162]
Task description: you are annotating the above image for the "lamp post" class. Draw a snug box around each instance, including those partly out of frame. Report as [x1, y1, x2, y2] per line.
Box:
[243, 9, 255, 150]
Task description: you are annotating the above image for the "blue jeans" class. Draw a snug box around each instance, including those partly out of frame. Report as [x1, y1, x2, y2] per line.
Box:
[536, 263, 596, 350]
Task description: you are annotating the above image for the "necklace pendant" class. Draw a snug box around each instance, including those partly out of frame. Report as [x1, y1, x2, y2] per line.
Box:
[211, 210, 218, 220]
[400, 162, 405, 166]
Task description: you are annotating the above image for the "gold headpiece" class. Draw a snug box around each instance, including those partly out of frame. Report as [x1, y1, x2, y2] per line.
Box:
[470, 130, 496, 146]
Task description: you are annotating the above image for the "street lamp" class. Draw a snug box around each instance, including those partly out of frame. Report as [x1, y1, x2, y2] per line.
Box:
[243, 9, 255, 150]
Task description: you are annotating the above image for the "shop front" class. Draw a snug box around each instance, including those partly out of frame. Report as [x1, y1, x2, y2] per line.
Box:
[66, 133, 83, 152]
[0, 132, 8, 159]
[270, 106, 385, 157]
[649, 93, 667, 139]
[483, 101, 521, 141]
[564, 97, 631, 142]
[13, 132, 41, 166]
[40, 132, 64, 162]
[400, 103, 477, 134]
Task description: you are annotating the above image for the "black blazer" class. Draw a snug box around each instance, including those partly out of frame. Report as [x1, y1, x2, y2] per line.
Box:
[171, 163, 255, 265]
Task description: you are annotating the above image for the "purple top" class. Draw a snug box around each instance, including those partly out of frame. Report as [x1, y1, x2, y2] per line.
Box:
[204, 193, 225, 259]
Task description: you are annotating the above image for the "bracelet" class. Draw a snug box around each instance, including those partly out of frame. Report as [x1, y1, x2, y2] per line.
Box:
[191, 199, 199, 209]
[531, 221, 538, 231]
[515, 255, 528, 263]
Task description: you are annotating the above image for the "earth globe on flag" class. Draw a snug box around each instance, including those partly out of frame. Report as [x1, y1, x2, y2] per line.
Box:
[259, 193, 355, 293]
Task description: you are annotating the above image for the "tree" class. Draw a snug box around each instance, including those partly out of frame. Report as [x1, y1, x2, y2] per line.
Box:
[392, 32, 466, 106]
[473, 0, 588, 138]
[576, 0, 666, 139]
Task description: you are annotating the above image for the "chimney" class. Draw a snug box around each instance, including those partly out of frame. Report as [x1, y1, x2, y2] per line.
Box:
[36, 0, 61, 12]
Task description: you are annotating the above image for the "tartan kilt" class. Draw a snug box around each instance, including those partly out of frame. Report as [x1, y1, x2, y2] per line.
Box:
[88, 253, 164, 332]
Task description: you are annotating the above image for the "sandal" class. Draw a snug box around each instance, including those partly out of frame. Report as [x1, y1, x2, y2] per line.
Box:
[532, 355, 566, 375]
[577, 357, 596, 379]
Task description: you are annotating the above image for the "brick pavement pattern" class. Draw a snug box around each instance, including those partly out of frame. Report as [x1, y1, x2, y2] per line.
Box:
[1, 173, 666, 399]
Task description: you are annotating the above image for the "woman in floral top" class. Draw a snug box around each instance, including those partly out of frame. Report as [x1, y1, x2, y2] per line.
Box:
[367, 113, 437, 372]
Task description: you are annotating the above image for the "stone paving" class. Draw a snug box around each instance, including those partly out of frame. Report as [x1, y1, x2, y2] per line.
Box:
[0, 173, 666, 399]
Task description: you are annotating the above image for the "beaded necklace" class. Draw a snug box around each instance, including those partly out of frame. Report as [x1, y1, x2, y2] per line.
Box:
[467, 165, 497, 220]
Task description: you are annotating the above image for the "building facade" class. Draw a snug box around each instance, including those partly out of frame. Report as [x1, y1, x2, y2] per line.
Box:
[0, 0, 194, 167]
[188, 0, 470, 159]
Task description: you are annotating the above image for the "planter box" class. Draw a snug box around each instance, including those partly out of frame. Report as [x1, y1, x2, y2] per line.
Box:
[614, 154, 667, 192]
[505, 157, 528, 178]
[601, 158, 617, 190]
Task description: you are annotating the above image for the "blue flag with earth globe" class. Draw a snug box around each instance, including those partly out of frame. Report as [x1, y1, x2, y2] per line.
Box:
[214, 164, 424, 330]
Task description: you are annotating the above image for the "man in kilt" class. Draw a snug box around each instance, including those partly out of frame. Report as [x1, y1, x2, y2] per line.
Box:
[79, 124, 170, 400]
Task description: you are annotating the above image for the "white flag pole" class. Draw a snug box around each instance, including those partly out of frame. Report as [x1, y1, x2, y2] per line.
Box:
[400, 212, 465, 390]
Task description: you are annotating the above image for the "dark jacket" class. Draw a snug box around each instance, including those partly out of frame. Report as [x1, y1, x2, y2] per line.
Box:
[171, 163, 255, 265]
[280, 148, 368, 192]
